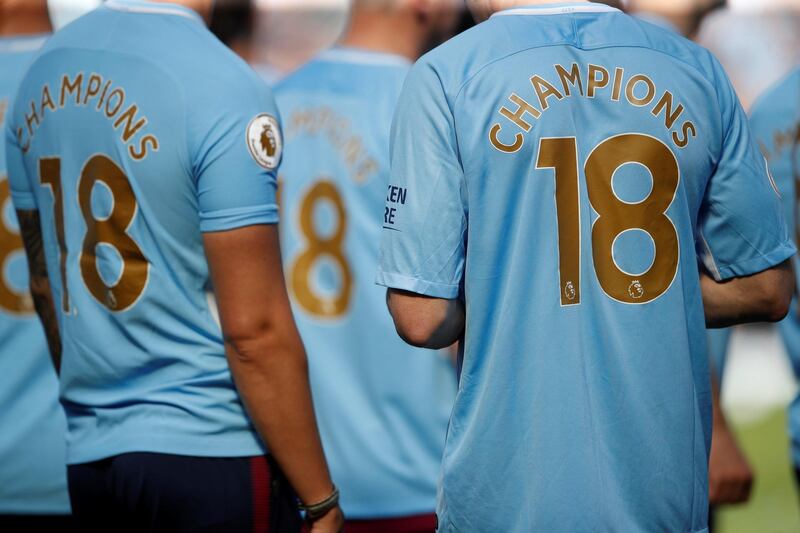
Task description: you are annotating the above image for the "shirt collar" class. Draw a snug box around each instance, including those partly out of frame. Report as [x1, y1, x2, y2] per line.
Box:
[318, 46, 412, 68]
[104, 0, 204, 24]
[491, 2, 619, 18]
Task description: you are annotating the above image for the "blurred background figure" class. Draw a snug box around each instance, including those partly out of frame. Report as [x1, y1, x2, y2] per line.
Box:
[0, 1, 71, 531]
[697, 1, 800, 532]
[748, 66, 800, 492]
[698, 0, 800, 107]
[626, 0, 725, 36]
[209, 0, 256, 61]
[274, 0, 462, 531]
[250, 0, 349, 82]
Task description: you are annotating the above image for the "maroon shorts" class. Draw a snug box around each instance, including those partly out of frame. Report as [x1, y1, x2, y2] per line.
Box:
[344, 513, 437, 533]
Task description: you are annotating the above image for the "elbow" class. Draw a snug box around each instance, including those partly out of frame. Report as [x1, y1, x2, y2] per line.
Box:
[386, 289, 462, 349]
[762, 284, 793, 323]
[756, 270, 794, 323]
[393, 316, 439, 349]
[222, 316, 306, 367]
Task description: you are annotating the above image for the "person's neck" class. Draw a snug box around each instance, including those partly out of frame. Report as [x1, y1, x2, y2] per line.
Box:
[339, 11, 422, 62]
[0, 0, 52, 37]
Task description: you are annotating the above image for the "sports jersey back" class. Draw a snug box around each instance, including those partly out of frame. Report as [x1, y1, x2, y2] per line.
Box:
[749, 68, 800, 466]
[5, 1, 282, 464]
[0, 34, 69, 514]
[275, 48, 456, 518]
[377, 4, 794, 531]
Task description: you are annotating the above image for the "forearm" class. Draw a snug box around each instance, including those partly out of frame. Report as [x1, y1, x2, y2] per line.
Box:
[708, 363, 754, 504]
[701, 273, 753, 328]
[17, 209, 61, 371]
[711, 369, 727, 432]
[701, 260, 793, 328]
[226, 333, 333, 505]
[30, 275, 62, 371]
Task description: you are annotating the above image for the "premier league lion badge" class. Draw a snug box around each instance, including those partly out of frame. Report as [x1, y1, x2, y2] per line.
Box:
[246, 113, 282, 170]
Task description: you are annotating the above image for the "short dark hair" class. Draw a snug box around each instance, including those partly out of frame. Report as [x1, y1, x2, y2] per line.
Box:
[209, 0, 254, 47]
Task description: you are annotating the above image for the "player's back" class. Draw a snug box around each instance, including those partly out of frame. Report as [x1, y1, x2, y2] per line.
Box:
[0, 34, 69, 516]
[275, 48, 456, 518]
[749, 68, 800, 465]
[6, 1, 279, 464]
[380, 4, 792, 531]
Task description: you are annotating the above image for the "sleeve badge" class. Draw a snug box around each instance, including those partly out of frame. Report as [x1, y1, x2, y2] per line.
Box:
[246, 113, 282, 170]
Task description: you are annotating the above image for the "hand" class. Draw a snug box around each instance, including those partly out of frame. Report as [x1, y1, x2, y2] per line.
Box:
[709, 421, 754, 505]
[308, 505, 344, 533]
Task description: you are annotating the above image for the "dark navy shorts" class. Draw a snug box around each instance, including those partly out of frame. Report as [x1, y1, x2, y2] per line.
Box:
[0, 514, 74, 532]
[68, 453, 301, 533]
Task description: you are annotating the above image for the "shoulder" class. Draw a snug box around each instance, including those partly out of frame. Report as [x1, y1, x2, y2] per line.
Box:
[174, 27, 271, 104]
[277, 54, 408, 115]
[750, 68, 800, 121]
[274, 58, 327, 97]
[0, 39, 45, 93]
[279, 53, 409, 92]
[606, 14, 722, 89]
[410, 20, 509, 100]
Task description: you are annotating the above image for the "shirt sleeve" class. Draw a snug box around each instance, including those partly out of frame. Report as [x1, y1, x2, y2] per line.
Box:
[697, 59, 796, 280]
[189, 72, 281, 233]
[4, 119, 36, 210]
[376, 60, 467, 299]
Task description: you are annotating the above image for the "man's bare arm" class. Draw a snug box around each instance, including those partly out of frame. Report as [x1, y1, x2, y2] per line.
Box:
[203, 225, 342, 530]
[386, 289, 465, 349]
[701, 259, 794, 328]
[708, 371, 753, 505]
[17, 209, 61, 372]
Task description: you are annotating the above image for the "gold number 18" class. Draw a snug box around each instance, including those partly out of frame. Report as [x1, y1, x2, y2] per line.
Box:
[536, 133, 680, 305]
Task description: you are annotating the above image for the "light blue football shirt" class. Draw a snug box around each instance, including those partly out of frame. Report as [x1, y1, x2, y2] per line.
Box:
[377, 4, 795, 531]
[275, 47, 456, 519]
[749, 68, 800, 466]
[4, 0, 283, 464]
[707, 326, 732, 379]
[0, 34, 70, 515]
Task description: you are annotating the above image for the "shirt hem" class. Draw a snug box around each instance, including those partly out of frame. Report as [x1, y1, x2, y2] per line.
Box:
[67, 437, 266, 465]
[375, 270, 459, 299]
[9, 192, 37, 210]
[714, 240, 796, 281]
[344, 507, 437, 521]
[199, 205, 279, 233]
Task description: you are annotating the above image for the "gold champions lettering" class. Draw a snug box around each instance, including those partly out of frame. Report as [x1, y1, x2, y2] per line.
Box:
[17, 72, 159, 160]
[759, 121, 800, 163]
[287, 106, 379, 184]
[489, 63, 697, 152]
